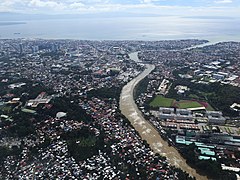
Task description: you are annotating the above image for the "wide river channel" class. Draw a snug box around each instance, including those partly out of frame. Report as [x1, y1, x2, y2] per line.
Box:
[119, 52, 207, 180]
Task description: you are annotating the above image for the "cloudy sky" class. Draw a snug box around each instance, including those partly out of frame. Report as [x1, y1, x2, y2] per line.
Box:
[0, 0, 239, 17]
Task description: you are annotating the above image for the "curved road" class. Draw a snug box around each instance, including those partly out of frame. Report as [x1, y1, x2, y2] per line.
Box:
[120, 53, 207, 180]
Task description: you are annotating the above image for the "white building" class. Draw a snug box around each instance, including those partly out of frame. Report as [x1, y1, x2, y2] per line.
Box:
[206, 111, 226, 125]
[159, 108, 175, 119]
[213, 73, 225, 80]
[176, 109, 193, 121]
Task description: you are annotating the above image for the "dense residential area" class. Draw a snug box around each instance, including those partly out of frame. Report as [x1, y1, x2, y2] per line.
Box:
[0, 39, 239, 179]
[0, 39, 205, 179]
[136, 41, 240, 179]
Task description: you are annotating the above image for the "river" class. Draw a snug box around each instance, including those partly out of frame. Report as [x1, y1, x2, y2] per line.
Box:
[119, 52, 208, 180]
[184, 40, 220, 50]
[128, 52, 140, 62]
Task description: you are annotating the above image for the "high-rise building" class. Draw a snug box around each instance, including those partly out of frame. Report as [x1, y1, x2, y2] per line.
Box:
[32, 45, 39, 54]
[51, 44, 58, 52]
[19, 43, 23, 54]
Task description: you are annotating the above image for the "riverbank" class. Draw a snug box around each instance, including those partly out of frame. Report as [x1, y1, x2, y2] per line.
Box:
[119, 52, 208, 179]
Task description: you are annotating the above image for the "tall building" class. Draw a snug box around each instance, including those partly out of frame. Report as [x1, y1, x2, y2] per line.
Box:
[51, 44, 59, 52]
[32, 45, 39, 54]
[19, 43, 23, 54]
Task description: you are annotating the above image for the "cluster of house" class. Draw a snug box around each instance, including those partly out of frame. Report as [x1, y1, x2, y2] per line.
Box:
[1, 39, 201, 179]
[133, 41, 240, 176]
[77, 97, 180, 179]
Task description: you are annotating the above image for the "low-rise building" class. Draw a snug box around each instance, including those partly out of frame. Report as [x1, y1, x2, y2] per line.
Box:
[206, 111, 226, 125]
[159, 107, 175, 119]
[176, 109, 193, 121]
[213, 73, 225, 80]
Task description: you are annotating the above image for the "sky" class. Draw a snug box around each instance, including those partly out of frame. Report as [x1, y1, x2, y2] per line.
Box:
[0, 0, 240, 17]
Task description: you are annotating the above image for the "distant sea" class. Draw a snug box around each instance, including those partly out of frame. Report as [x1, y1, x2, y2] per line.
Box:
[0, 16, 240, 42]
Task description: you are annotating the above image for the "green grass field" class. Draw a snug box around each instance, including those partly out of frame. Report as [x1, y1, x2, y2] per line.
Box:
[150, 95, 214, 110]
[150, 96, 174, 107]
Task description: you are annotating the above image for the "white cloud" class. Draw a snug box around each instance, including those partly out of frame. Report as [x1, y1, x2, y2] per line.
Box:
[69, 2, 85, 9]
[214, 0, 232, 4]
[29, 0, 64, 8]
[28, 0, 66, 11]
[142, 0, 153, 3]
[0, 0, 239, 17]
[141, 0, 160, 4]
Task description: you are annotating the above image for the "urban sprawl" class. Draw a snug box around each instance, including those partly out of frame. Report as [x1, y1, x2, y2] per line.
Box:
[0, 39, 239, 179]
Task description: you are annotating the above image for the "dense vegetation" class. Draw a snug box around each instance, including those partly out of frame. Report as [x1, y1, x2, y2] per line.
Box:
[40, 96, 93, 123]
[62, 127, 105, 161]
[8, 112, 36, 137]
[87, 87, 122, 101]
[168, 74, 240, 116]
[179, 143, 237, 180]
[134, 77, 149, 100]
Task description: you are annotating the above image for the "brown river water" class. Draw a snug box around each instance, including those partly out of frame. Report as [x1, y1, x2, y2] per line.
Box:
[119, 53, 207, 180]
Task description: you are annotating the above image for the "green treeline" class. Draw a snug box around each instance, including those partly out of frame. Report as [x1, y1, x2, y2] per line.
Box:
[168, 77, 240, 117]
[134, 77, 149, 100]
[179, 144, 237, 180]
[87, 87, 122, 101]
[62, 127, 105, 161]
